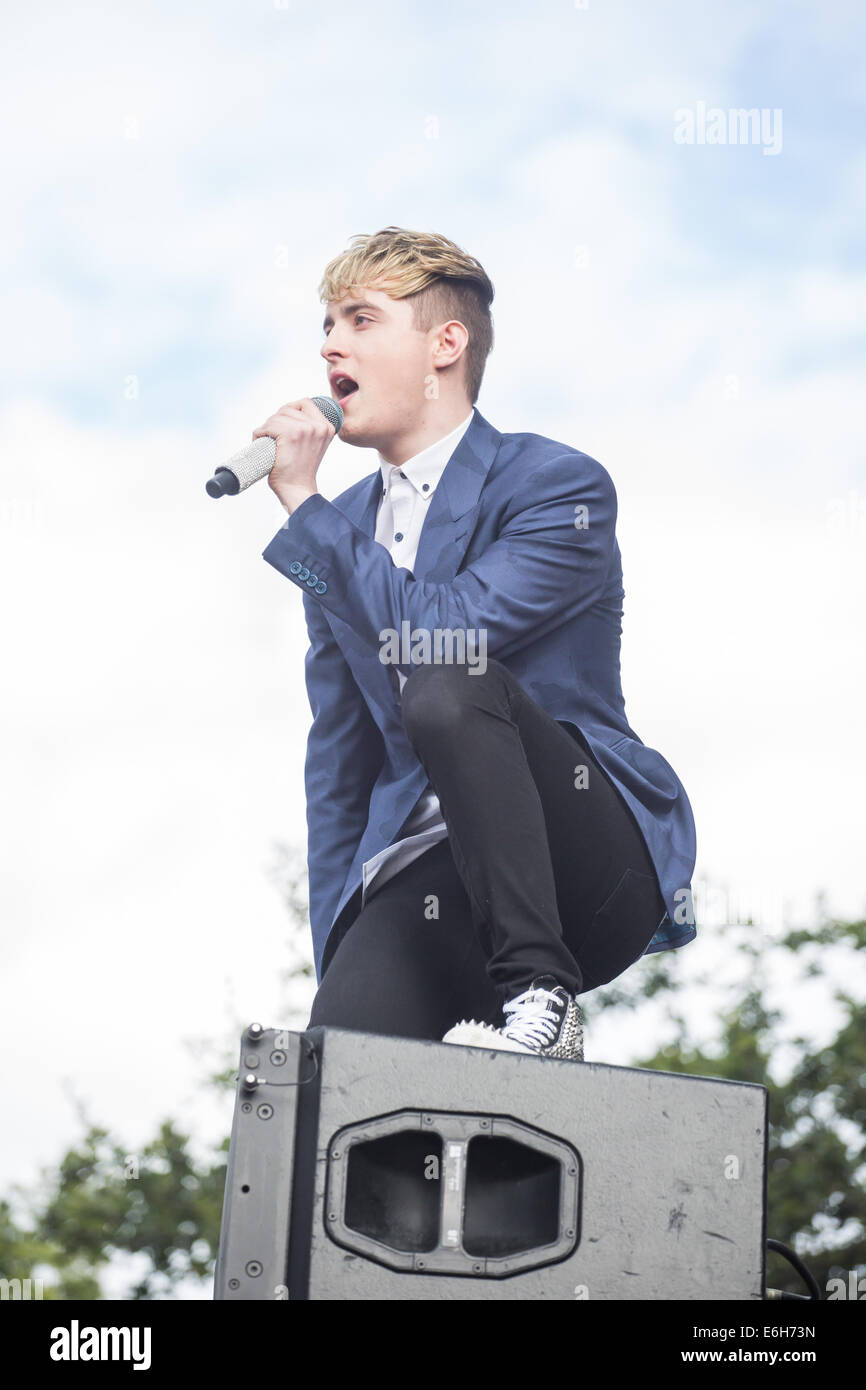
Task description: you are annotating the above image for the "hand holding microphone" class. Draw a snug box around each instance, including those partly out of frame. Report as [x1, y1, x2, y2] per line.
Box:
[205, 395, 343, 506]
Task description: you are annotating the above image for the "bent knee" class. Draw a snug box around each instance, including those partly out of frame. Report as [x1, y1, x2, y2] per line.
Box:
[401, 657, 510, 736]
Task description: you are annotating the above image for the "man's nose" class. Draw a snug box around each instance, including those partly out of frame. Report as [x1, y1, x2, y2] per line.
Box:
[321, 331, 347, 362]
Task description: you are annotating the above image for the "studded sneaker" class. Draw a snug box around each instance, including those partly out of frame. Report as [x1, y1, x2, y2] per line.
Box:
[442, 975, 584, 1061]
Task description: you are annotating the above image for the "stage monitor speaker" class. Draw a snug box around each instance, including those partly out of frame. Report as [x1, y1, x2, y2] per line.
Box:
[214, 1025, 768, 1300]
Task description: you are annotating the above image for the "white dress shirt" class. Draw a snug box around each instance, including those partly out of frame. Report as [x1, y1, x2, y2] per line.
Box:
[360, 409, 475, 906]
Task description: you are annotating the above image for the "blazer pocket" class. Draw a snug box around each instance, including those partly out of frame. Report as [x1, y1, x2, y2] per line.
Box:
[576, 866, 665, 992]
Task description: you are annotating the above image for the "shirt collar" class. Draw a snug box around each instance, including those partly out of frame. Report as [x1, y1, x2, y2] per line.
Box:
[377, 409, 475, 499]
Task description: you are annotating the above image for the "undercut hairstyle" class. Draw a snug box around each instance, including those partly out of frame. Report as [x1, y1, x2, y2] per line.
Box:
[318, 226, 495, 404]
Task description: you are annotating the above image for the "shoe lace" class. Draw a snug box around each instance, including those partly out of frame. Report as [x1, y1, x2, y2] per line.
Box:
[502, 986, 564, 1048]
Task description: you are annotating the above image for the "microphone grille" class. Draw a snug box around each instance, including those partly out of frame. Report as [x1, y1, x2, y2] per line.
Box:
[311, 396, 344, 432]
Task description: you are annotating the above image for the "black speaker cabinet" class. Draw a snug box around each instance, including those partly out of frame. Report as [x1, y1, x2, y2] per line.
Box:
[214, 1025, 768, 1300]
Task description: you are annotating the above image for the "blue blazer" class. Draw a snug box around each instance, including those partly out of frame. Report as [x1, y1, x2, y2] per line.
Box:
[263, 407, 697, 983]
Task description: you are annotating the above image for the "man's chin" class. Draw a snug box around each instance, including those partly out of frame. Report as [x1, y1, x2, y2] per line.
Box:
[337, 421, 364, 445]
[337, 412, 379, 449]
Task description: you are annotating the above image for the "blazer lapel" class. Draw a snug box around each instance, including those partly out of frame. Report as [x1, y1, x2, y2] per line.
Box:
[334, 408, 501, 582]
[338, 467, 382, 537]
[412, 408, 501, 581]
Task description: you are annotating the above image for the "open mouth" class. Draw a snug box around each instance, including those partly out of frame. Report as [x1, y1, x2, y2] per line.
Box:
[332, 374, 359, 402]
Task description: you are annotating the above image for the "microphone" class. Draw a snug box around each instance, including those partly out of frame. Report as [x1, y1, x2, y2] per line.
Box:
[205, 396, 344, 498]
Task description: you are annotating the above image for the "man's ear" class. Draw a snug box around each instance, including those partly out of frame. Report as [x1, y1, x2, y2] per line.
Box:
[431, 320, 469, 370]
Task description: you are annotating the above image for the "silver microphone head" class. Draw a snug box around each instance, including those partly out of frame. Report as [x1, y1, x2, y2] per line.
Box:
[311, 396, 344, 432]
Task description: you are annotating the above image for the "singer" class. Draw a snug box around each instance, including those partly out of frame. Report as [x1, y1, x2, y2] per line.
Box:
[257, 226, 697, 1060]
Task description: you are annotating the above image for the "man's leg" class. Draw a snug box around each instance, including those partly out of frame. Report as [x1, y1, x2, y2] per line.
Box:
[307, 837, 502, 1040]
[400, 658, 666, 1003]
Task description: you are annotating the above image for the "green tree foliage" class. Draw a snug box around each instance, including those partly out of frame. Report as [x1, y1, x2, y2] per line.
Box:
[1, 853, 863, 1299]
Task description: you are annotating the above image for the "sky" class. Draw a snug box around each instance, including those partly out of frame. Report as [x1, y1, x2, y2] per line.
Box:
[1, 0, 864, 1287]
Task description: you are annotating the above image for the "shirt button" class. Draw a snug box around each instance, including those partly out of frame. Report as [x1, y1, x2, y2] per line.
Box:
[399, 471, 406, 478]
[422, 483, 429, 491]
[394, 532, 404, 542]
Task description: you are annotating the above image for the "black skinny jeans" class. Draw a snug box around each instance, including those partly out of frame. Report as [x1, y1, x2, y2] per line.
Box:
[307, 658, 666, 1042]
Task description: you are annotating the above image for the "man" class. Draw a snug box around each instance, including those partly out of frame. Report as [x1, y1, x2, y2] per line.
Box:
[257, 226, 697, 1062]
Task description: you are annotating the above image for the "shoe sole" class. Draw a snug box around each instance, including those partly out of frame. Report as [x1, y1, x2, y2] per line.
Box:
[442, 1021, 536, 1053]
[442, 1014, 585, 1062]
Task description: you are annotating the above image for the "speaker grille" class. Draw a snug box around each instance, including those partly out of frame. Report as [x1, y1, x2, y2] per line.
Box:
[326, 1110, 580, 1277]
[345, 1132, 442, 1253]
[463, 1136, 562, 1258]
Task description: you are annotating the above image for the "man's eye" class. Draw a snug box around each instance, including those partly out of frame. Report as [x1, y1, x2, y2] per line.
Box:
[323, 315, 370, 336]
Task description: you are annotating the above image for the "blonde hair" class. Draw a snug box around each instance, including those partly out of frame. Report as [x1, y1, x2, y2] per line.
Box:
[318, 226, 494, 404]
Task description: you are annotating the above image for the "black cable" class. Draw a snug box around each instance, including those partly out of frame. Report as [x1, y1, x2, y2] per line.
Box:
[235, 1040, 320, 1090]
[766, 1237, 821, 1300]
